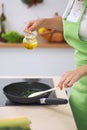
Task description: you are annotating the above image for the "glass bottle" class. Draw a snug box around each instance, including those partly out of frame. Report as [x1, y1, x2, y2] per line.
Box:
[23, 33, 38, 49]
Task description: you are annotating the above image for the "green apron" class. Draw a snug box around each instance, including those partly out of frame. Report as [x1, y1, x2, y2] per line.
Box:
[63, 0, 87, 130]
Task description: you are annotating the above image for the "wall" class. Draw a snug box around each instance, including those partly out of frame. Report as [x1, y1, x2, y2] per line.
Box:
[0, 48, 74, 76]
[0, 0, 68, 34]
[0, 0, 74, 78]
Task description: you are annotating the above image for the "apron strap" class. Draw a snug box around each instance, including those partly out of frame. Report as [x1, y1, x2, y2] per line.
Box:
[78, 0, 87, 22]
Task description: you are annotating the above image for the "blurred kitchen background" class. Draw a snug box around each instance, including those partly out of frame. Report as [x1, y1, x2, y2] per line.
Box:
[0, 0, 74, 78]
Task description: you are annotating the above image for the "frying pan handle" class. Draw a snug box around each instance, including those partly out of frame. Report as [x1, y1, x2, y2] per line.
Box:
[40, 98, 68, 105]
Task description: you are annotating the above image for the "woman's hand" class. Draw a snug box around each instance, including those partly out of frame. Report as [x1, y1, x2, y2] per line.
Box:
[24, 19, 41, 33]
[57, 65, 87, 90]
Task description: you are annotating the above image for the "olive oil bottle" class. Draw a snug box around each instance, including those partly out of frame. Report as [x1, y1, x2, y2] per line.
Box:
[23, 33, 38, 49]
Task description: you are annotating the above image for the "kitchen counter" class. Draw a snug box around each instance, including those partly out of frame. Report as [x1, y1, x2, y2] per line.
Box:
[0, 76, 77, 130]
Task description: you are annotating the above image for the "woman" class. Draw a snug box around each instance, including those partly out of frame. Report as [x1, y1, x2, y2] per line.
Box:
[24, 0, 87, 129]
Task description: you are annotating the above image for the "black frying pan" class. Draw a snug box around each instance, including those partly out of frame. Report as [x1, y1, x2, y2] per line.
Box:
[3, 82, 68, 105]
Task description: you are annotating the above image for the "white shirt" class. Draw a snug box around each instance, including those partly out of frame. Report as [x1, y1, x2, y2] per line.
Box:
[63, 0, 87, 41]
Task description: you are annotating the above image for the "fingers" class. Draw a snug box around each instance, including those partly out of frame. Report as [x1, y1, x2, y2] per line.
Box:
[57, 71, 73, 90]
[57, 72, 68, 90]
[24, 19, 41, 33]
[24, 21, 34, 33]
[58, 78, 72, 90]
[63, 76, 73, 87]
[66, 76, 78, 87]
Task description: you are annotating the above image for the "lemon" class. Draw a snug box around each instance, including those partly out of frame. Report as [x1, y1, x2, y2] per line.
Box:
[38, 27, 47, 34]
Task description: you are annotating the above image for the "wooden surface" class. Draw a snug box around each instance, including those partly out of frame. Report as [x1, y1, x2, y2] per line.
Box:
[0, 35, 71, 48]
[0, 76, 77, 130]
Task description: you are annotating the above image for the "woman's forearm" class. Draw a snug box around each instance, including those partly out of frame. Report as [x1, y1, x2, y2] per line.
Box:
[79, 64, 87, 76]
[39, 16, 63, 32]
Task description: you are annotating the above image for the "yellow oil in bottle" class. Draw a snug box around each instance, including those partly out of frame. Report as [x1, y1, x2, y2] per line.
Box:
[23, 33, 38, 49]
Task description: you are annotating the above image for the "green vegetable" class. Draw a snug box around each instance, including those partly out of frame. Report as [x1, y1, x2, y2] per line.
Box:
[21, 90, 35, 97]
[1, 31, 24, 43]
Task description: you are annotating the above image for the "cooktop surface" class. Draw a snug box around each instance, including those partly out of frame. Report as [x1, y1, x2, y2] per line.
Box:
[0, 78, 57, 106]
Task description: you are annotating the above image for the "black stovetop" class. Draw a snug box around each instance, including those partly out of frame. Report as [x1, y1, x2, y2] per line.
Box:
[0, 78, 57, 106]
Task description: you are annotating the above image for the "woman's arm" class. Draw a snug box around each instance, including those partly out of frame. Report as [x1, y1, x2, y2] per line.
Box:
[39, 16, 63, 31]
[24, 16, 63, 33]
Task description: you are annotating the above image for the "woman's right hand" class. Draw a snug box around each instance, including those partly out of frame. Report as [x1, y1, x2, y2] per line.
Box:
[57, 65, 87, 90]
[24, 19, 41, 33]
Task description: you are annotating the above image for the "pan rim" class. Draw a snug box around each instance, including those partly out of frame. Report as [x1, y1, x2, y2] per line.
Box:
[3, 81, 52, 101]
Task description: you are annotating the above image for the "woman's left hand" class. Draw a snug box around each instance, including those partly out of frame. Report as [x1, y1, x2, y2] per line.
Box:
[57, 65, 87, 90]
